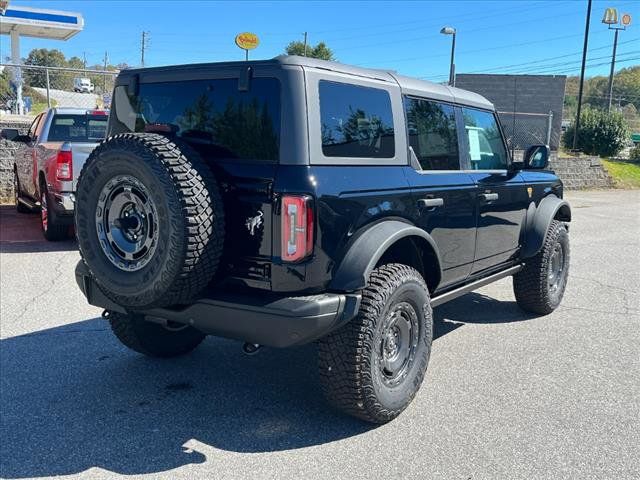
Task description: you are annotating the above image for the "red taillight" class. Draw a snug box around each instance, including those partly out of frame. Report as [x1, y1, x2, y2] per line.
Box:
[87, 110, 108, 115]
[281, 195, 314, 262]
[56, 150, 72, 180]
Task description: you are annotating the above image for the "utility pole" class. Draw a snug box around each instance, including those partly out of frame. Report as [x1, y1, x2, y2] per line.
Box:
[103, 51, 108, 93]
[572, 0, 592, 151]
[141, 31, 150, 67]
[303, 32, 308, 56]
[83, 51, 87, 69]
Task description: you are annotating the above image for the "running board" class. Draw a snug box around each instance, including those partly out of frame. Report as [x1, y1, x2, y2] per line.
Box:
[17, 196, 39, 211]
[431, 264, 523, 308]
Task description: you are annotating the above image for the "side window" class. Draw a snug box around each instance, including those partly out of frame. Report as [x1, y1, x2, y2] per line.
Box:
[404, 97, 459, 170]
[319, 80, 395, 158]
[462, 108, 508, 170]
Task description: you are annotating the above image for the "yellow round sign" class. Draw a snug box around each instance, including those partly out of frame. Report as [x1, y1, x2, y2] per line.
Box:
[235, 32, 259, 50]
[621, 13, 632, 26]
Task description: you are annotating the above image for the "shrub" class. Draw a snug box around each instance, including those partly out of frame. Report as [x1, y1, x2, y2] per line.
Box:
[629, 143, 640, 162]
[563, 107, 630, 157]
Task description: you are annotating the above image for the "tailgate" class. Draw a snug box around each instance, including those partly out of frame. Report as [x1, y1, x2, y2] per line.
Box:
[70, 142, 100, 190]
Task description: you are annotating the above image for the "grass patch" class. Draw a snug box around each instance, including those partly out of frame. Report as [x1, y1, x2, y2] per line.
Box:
[602, 159, 640, 189]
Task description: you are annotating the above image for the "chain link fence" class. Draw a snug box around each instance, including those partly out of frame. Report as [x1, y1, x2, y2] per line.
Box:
[1, 63, 118, 116]
[498, 110, 554, 157]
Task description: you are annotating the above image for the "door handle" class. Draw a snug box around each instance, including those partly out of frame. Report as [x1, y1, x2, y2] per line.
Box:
[479, 193, 499, 202]
[418, 198, 444, 209]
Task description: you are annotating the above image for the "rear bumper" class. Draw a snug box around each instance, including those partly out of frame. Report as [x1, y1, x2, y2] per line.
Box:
[48, 191, 74, 225]
[75, 261, 361, 348]
[52, 192, 75, 212]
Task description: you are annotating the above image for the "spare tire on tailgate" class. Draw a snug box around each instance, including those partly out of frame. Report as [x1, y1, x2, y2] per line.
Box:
[75, 133, 224, 309]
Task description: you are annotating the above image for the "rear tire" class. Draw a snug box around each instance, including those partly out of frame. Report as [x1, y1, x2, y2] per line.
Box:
[40, 183, 69, 241]
[107, 311, 206, 358]
[514, 220, 570, 314]
[318, 264, 433, 424]
[75, 133, 225, 309]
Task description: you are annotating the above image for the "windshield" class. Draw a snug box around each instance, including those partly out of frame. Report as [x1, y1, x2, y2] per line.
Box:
[47, 114, 108, 142]
[110, 77, 281, 162]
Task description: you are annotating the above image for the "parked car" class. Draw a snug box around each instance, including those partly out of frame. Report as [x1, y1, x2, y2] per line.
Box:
[1, 108, 109, 240]
[73, 77, 94, 94]
[74, 56, 571, 423]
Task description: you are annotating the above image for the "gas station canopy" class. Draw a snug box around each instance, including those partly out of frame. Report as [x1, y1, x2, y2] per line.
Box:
[0, 4, 83, 40]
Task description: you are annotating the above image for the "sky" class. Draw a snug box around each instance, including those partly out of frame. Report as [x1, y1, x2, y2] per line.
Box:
[1, 0, 639, 82]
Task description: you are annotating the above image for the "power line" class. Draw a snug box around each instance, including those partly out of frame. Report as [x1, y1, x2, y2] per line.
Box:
[494, 50, 640, 75]
[373, 28, 611, 70]
[463, 37, 640, 75]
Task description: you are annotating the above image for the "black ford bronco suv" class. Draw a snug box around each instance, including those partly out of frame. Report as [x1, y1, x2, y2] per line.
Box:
[74, 56, 571, 423]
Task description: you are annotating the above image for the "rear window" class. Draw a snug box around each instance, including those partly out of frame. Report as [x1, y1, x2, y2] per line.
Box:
[319, 80, 395, 158]
[111, 77, 280, 162]
[47, 114, 108, 142]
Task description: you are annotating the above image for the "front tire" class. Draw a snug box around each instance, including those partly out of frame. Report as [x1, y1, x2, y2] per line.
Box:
[514, 220, 570, 314]
[318, 264, 433, 424]
[107, 311, 206, 358]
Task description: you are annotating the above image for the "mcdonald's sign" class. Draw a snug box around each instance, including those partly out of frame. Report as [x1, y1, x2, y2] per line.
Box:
[602, 7, 618, 25]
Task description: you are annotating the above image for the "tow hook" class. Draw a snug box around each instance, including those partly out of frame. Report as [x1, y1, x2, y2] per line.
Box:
[242, 343, 262, 355]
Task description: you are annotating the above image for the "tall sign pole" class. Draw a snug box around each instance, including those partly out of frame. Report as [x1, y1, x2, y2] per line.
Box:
[235, 32, 259, 61]
[572, 0, 592, 151]
[602, 8, 631, 112]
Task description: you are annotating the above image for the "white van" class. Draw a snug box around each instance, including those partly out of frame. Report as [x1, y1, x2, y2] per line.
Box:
[73, 78, 94, 93]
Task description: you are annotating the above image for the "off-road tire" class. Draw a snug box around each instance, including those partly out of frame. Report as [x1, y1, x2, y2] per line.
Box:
[40, 182, 69, 241]
[14, 170, 30, 213]
[318, 264, 433, 424]
[75, 133, 225, 309]
[514, 220, 569, 314]
[107, 311, 206, 357]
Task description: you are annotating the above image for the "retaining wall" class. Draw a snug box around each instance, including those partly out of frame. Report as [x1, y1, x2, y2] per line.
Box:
[0, 118, 30, 203]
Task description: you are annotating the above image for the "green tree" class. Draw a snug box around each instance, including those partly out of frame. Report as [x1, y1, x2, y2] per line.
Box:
[23, 48, 67, 89]
[285, 40, 335, 61]
[564, 66, 640, 130]
[563, 107, 630, 157]
[0, 68, 12, 104]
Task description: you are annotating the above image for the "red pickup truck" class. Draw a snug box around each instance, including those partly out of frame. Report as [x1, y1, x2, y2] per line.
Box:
[1, 108, 108, 240]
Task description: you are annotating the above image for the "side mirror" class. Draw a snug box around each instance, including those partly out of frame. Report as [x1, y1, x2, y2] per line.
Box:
[0, 128, 20, 141]
[524, 144, 550, 170]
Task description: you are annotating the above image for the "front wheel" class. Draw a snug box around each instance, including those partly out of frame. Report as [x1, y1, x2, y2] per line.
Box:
[318, 264, 433, 424]
[107, 311, 206, 358]
[514, 220, 570, 314]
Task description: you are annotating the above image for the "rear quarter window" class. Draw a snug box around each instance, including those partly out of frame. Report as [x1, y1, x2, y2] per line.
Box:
[319, 80, 395, 158]
[111, 77, 281, 162]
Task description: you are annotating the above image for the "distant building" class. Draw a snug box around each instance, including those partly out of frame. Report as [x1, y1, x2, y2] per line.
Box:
[455, 74, 566, 150]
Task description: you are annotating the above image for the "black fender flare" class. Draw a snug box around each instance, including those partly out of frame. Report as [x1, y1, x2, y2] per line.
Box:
[522, 194, 571, 258]
[329, 220, 442, 292]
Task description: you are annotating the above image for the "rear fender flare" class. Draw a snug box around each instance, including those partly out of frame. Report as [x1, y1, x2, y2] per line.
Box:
[522, 194, 571, 258]
[329, 220, 442, 292]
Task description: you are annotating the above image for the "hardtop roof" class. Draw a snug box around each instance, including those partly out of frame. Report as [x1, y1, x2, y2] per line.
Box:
[118, 55, 494, 110]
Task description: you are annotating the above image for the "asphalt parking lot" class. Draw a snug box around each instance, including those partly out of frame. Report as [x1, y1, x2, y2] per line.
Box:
[1, 189, 638, 480]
